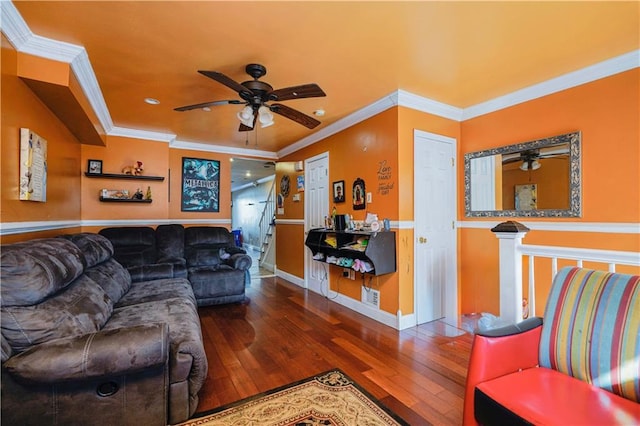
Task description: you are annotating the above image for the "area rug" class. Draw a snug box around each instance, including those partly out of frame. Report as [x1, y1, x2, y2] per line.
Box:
[178, 369, 409, 426]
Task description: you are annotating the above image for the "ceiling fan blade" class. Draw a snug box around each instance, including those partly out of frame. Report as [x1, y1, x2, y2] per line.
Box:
[270, 103, 321, 129]
[502, 158, 521, 164]
[174, 99, 244, 112]
[198, 70, 250, 95]
[269, 84, 326, 101]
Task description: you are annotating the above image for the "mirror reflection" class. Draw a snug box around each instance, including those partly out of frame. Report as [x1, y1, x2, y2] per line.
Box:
[464, 132, 581, 217]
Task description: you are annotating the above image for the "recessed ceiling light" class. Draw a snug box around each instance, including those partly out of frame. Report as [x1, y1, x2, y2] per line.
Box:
[313, 109, 325, 117]
[144, 98, 160, 105]
[202, 107, 211, 112]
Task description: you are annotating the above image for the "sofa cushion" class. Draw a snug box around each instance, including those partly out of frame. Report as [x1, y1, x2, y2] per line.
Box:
[184, 227, 235, 267]
[60, 233, 114, 268]
[0, 238, 85, 307]
[116, 278, 196, 308]
[1, 275, 113, 352]
[475, 367, 640, 425]
[83, 258, 132, 304]
[99, 227, 157, 267]
[539, 267, 640, 402]
[156, 224, 185, 263]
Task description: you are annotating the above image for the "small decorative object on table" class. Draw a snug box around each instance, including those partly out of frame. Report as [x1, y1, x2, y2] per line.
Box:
[122, 161, 144, 176]
[132, 188, 144, 200]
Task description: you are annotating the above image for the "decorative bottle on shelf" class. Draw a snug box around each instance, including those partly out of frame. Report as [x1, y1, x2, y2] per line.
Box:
[145, 186, 152, 200]
[332, 206, 337, 230]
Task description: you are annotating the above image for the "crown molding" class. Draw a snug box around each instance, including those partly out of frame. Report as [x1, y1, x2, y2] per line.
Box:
[109, 126, 175, 143]
[277, 92, 398, 157]
[171, 139, 278, 160]
[397, 89, 464, 121]
[462, 50, 640, 120]
[3, 2, 638, 157]
[1, 0, 114, 132]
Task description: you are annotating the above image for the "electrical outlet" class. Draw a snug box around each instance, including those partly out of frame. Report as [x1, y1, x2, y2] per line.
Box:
[343, 268, 356, 280]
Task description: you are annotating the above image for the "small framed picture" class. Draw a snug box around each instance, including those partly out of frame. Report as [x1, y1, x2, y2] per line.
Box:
[333, 180, 345, 203]
[87, 159, 103, 175]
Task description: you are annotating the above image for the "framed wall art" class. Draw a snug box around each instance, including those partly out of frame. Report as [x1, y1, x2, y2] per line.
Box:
[19, 128, 47, 202]
[333, 180, 345, 203]
[181, 157, 220, 212]
[353, 178, 366, 210]
[87, 159, 103, 175]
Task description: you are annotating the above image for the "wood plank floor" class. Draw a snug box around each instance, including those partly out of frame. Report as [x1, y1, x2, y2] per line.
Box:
[195, 275, 473, 425]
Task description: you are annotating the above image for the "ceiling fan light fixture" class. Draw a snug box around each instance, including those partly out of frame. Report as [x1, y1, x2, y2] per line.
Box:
[258, 106, 274, 128]
[520, 160, 541, 171]
[237, 106, 254, 128]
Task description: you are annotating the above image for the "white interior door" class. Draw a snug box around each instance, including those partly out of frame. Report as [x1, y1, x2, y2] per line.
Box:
[414, 130, 457, 325]
[304, 152, 329, 293]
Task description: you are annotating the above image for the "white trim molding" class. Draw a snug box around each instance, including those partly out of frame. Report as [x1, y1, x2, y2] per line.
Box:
[462, 50, 640, 120]
[458, 221, 640, 234]
[0, 220, 81, 235]
[171, 139, 278, 159]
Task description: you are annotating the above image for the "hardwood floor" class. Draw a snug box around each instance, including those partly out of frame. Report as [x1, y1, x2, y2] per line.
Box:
[195, 275, 473, 425]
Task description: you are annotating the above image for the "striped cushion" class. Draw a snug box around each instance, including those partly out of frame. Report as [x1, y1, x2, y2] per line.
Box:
[539, 267, 640, 403]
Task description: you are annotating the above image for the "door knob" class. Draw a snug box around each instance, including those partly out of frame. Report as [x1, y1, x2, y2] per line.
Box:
[419, 236, 428, 244]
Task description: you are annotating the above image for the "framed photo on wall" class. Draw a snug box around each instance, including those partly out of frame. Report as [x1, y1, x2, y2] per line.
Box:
[333, 180, 345, 203]
[181, 157, 220, 212]
[87, 159, 102, 175]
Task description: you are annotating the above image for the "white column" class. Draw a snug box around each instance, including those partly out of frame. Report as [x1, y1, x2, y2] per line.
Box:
[492, 221, 530, 324]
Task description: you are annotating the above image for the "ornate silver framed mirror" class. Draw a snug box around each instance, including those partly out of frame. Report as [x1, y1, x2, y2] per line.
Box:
[464, 131, 581, 218]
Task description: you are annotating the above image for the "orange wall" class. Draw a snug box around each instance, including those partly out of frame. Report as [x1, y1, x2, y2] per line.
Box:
[397, 106, 461, 315]
[1, 35, 82, 243]
[459, 69, 640, 315]
[81, 141, 237, 226]
[278, 108, 401, 314]
[81, 137, 170, 220]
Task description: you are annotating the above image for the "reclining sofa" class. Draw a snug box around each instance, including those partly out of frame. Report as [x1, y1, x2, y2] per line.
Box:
[1, 233, 208, 425]
[464, 266, 640, 425]
[99, 224, 252, 306]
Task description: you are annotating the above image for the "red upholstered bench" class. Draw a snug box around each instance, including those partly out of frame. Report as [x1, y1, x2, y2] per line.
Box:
[463, 267, 640, 425]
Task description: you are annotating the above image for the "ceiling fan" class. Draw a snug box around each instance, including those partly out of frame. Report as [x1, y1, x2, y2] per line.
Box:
[175, 63, 326, 132]
[502, 147, 569, 170]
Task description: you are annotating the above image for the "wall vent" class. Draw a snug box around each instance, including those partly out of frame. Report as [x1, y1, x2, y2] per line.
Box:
[361, 287, 380, 309]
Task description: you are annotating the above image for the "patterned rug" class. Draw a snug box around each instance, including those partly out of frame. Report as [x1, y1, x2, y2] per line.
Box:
[178, 369, 408, 426]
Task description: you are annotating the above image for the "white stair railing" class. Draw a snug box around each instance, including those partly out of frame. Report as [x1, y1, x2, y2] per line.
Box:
[492, 221, 640, 324]
[257, 179, 276, 263]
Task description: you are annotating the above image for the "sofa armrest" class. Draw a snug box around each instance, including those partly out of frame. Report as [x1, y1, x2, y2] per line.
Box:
[463, 317, 543, 426]
[227, 253, 252, 271]
[4, 323, 168, 383]
[225, 246, 246, 255]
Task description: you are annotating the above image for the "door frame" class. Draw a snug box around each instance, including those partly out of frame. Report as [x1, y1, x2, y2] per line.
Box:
[304, 151, 329, 292]
[413, 130, 458, 326]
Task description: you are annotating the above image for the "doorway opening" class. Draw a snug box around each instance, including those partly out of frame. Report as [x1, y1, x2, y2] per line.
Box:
[230, 157, 277, 277]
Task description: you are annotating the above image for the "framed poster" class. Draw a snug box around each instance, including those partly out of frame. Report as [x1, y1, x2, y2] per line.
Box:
[333, 180, 345, 203]
[181, 157, 220, 212]
[19, 128, 47, 202]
